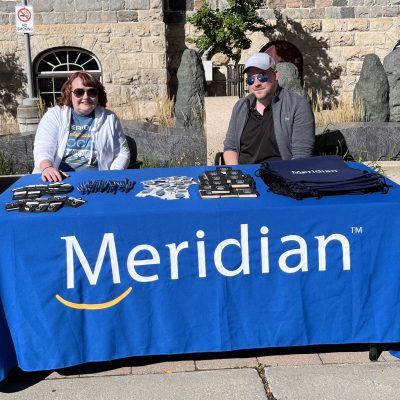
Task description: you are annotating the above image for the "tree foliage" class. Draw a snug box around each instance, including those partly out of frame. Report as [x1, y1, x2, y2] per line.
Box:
[188, 0, 273, 65]
[0, 53, 26, 118]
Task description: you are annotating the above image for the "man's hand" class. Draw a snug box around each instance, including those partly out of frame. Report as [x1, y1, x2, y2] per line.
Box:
[223, 150, 239, 165]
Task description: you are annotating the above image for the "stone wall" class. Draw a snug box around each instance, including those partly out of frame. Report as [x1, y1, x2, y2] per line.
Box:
[0, 132, 34, 174]
[245, 14, 400, 104]
[315, 122, 400, 160]
[0, 0, 167, 120]
[0, 122, 398, 175]
[123, 121, 207, 166]
[179, 2, 400, 103]
[0, 120, 207, 174]
[1, 0, 400, 123]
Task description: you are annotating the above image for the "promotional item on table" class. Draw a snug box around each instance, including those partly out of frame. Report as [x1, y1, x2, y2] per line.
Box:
[258, 155, 391, 199]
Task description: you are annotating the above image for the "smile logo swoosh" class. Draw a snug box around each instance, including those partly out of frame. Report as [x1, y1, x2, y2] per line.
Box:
[55, 287, 133, 310]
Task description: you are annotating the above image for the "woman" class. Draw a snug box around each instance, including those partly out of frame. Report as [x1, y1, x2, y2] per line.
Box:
[33, 71, 130, 182]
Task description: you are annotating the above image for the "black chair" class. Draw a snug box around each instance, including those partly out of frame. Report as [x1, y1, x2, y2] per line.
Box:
[126, 136, 142, 169]
[214, 152, 225, 166]
[0, 175, 23, 194]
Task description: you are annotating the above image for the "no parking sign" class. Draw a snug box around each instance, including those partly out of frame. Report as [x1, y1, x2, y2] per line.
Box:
[15, 5, 34, 33]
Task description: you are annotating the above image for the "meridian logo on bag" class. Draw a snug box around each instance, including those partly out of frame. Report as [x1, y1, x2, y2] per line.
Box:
[291, 169, 339, 174]
[55, 224, 351, 310]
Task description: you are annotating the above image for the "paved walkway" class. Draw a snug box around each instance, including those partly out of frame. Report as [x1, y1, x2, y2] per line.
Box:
[1, 345, 400, 399]
[368, 161, 400, 184]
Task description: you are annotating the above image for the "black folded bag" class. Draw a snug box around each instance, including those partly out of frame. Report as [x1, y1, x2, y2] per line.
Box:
[257, 155, 390, 199]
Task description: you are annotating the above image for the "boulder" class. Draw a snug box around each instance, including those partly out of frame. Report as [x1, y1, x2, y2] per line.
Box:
[383, 48, 400, 122]
[354, 54, 389, 122]
[174, 49, 207, 131]
[276, 62, 305, 97]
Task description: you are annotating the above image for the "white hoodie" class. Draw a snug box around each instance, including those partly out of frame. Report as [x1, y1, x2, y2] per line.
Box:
[33, 105, 130, 173]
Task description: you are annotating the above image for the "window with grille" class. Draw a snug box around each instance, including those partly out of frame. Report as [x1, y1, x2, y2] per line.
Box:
[34, 48, 102, 107]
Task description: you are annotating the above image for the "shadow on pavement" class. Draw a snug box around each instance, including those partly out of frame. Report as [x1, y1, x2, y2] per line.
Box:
[2, 342, 400, 393]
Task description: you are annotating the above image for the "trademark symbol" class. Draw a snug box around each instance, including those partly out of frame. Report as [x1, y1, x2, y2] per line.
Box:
[351, 226, 363, 234]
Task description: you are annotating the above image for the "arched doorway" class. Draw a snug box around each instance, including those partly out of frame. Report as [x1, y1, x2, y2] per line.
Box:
[260, 41, 303, 83]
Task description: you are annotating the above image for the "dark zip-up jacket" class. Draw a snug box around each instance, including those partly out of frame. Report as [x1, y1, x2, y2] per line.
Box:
[223, 87, 315, 160]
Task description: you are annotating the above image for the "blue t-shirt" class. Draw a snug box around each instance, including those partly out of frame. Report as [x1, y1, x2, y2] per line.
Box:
[60, 110, 99, 171]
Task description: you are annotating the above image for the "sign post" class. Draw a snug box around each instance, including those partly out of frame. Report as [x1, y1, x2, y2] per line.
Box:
[15, 1, 35, 105]
[15, 1, 40, 133]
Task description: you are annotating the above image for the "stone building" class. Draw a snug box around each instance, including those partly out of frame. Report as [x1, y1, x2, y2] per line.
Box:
[1, 0, 168, 121]
[0, 0, 399, 121]
[176, 0, 400, 104]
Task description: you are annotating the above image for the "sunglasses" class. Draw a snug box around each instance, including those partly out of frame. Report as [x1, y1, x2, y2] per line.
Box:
[245, 73, 269, 86]
[72, 88, 98, 98]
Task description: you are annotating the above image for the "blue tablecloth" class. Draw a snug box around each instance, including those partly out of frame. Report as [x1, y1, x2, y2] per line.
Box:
[1, 164, 400, 381]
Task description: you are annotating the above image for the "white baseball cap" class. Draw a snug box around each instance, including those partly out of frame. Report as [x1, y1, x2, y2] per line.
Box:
[243, 53, 276, 73]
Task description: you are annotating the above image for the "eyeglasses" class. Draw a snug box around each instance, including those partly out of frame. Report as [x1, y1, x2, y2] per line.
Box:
[245, 73, 269, 86]
[72, 88, 98, 98]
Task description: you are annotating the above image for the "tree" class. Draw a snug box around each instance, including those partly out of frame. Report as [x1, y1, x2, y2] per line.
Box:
[187, 0, 274, 66]
[0, 53, 26, 118]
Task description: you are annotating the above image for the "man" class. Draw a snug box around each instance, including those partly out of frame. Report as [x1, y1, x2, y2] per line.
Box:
[223, 52, 315, 165]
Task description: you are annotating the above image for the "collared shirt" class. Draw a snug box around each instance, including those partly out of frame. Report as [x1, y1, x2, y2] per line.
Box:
[238, 99, 281, 164]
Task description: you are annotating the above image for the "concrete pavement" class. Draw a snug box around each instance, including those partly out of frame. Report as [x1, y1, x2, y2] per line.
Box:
[1, 346, 400, 399]
[374, 161, 400, 184]
[267, 362, 400, 400]
[0, 369, 267, 400]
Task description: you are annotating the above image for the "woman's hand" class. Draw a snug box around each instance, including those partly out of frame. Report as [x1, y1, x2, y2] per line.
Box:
[41, 166, 69, 182]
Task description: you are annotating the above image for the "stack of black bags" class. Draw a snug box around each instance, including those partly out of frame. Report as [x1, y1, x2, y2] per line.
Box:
[257, 155, 390, 199]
